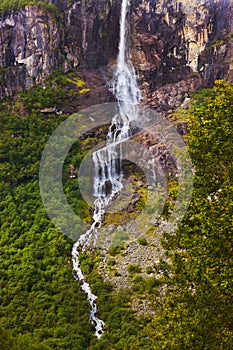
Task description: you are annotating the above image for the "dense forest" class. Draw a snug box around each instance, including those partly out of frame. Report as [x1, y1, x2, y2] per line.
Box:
[0, 72, 232, 348]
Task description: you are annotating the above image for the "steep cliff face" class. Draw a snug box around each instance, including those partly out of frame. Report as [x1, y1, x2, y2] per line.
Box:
[0, 0, 120, 98]
[131, 0, 233, 94]
[0, 0, 232, 100]
[0, 5, 62, 97]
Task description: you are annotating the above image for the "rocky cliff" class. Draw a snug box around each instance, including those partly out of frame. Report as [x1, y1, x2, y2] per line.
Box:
[0, 0, 232, 103]
[132, 0, 233, 110]
[0, 0, 120, 98]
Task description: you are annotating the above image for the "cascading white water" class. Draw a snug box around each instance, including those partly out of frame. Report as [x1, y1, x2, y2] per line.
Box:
[90, 0, 141, 230]
[72, 0, 141, 338]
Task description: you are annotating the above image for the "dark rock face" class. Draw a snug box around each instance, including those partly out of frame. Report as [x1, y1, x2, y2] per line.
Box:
[0, 0, 232, 100]
[0, 66, 26, 98]
[0, 5, 62, 97]
[147, 75, 203, 114]
[66, 0, 120, 68]
[0, 0, 120, 98]
[131, 0, 233, 95]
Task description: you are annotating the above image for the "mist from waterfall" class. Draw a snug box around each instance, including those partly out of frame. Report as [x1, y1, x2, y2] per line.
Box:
[72, 0, 141, 338]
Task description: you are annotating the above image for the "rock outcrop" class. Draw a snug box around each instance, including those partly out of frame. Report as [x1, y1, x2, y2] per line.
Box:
[0, 0, 120, 98]
[0, 0, 232, 101]
[132, 0, 233, 96]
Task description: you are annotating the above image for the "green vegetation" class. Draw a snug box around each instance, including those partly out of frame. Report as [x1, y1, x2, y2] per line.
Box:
[127, 264, 141, 274]
[107, 258, 116, 267]
[67, 77, 86, 88]
[52, 72, 91, 95]
[145, 265, 154, 274]
[108, 231, 129, 256]
[92, 80, 233, 349]
[79, 88, 91, 94]
[209, 32, 233, 48]
[150, 80, 233, 349]
[138, 236, 147, 246]
[0, 327, 50, 350]
[0, 83, 96, 349]
[0, 79, 232, 349]
[0, 0, 58, 15]
[56, 75, 86, 88]
[0, 77, 141, 350]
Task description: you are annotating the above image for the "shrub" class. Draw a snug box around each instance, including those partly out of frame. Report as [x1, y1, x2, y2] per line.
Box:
[138, 237, 147, 246]
[146, 266, 154, 274]
[107, 259, 116, 267]
[127, 264, 141, 273]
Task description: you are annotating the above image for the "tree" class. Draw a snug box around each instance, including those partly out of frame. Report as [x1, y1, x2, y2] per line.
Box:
[151, 81, 233, 349]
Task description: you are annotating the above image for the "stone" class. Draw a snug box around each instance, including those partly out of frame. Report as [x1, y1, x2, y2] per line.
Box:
[0, 0, 232, 100]
[0, 1, 120, 98]
[131, 0, 233, 96]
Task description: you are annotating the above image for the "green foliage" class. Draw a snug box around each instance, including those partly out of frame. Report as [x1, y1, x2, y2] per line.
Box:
[52, 73, 91, 94]
[151, 80, 233, 349]
[79, 88, 91, 94]
[138, 236, 147, 246]
[1, 77, 232, 349]
[0, 84, 94, 349]
[55, 75, 86, 88]
[107, 258, 116, 267]
[0, 0, 58, 15]
[20, 84, 65, 113]
[108, 231, 129, 256]
[0, 327, 51, 350]
[127, 264, 141, 274]
[145, 265, 153, 274]
[0, 78, 148, 350]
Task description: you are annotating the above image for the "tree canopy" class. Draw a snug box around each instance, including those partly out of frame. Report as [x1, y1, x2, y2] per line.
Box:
[0, 79, 232, 349]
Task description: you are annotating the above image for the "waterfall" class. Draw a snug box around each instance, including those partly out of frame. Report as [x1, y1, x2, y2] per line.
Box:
[72, 0, 141, 338]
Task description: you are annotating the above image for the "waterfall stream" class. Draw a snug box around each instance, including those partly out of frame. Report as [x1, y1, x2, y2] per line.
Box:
[72, 0, 141, 338]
